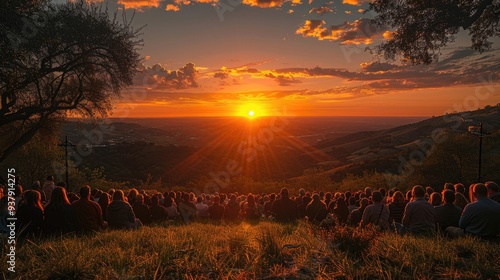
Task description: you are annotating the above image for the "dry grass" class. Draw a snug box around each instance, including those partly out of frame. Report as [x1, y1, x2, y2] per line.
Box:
[1, 220, 499, 279]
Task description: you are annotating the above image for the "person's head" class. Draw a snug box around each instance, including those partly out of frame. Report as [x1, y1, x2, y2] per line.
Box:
[359, 198, 369, 209]
[345, 191, 351, 200]
[113, 190, 125, 201]
[98, 192, 110, 205]
[379, 188, 386, 198]
[151, 195, 159, 205]
[405, 190, 412, 202]
[429, 192, 442, 206]
[280, 188, 289, 199]
[312, 193, 320, 202]
[348, 196, 356, 206]
[473, 183, 488, 198]
[213, 195, 220, 204]
[299, 188, 305, 196]
[136, 194, 144, 204]
[48, 187, 70, 207]
[454, 183, 465, 195]
[442, 190, 455, 204]
[56, 181, 66, 189]
[128, 188, 138, 198]
[454, 192, 468, 209]
[108, 188, 115, 196]
[412, 185, 425, 199]
[247, 193, 255, 206]
[364, 187, 372, 197]
[392, 191, 405, 204]
[425, 186, 434, 197]
[46, 175, 54, 182]
[80, 185, 91, 199]
[443, 182, 454, 191]
[486, 181, 499, 196]
[335, 197, 347, 207]
[32, 181, 41, 190]
[24, 190, 43, 210]
[371, 191, 383, 203]
[325, 192, 332, 200]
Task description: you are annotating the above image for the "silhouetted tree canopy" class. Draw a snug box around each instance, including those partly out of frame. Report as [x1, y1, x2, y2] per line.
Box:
[0, 0, 142, 162]
[370, 0, 499, 64]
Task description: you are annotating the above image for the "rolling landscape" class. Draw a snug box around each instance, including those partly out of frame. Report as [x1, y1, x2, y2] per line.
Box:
[60, 106, 500, 190]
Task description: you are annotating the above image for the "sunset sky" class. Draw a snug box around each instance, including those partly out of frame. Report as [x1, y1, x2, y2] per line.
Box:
[94, 0, 500, 117]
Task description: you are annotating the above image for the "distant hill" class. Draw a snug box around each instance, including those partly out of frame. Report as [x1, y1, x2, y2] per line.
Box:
[65, 106, 500, 187]
[303, 106, 500, 183]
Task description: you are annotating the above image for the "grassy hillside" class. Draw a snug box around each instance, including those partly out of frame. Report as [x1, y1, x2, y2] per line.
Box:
[2, 221, 499, 279]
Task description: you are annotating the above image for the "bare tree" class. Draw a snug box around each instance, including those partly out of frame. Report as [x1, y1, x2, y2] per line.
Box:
[0, 0, 142, 162]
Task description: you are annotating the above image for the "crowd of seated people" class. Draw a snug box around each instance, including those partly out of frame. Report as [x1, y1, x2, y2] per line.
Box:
[0, 176, 499, 240]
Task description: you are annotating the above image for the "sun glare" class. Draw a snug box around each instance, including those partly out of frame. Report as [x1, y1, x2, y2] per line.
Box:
[238, 103, 266, 119]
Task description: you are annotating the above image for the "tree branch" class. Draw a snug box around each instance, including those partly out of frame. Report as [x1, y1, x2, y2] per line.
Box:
[463, 0, 494, 29]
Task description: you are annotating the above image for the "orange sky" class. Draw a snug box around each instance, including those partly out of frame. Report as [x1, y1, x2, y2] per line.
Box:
[96, 0, 500, 117]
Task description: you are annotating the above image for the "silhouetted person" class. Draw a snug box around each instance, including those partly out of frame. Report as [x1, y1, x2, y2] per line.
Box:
[361, 191, 390, 230]
[72, 186, 106, 232]
[44, 187, 75, 235]
[208, 195, 224, 221]
[306, 193, 328, 223]
[434, 190, 462, 234]
[333, 197, 349, 225]
[107, 190, 142, 229]
[133, 194, 152, 225]
[388, 191, 406, 224]
[272, 188, 298, 223]
[224, 194, 240, 222]
[149, 195, 169, 223]
[16, 190, 44, 238]
[401, 185, 436, 235]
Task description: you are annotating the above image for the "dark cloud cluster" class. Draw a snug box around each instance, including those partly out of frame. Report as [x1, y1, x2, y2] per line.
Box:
[296, 18, 388, 45]
[134, 63, 198, 90]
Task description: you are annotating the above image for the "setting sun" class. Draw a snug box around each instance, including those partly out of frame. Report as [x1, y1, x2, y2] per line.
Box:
[248, 110, 255, 118]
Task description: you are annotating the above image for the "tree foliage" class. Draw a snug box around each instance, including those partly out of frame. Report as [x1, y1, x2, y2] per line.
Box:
[0, 0, 142, 162]
[370, 0, 500, 64]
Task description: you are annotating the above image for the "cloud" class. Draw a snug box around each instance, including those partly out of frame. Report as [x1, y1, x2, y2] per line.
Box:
[265, 73, 302, 86]
[242, 0, 287, 8]
[166, 4, 180, 11]
[287, 9, 294, 13]
[296, 18, 388, 45]
[309, 6, 335, 15]
[360, 62, 399, 72]
[95, 0, 161, 9]
[134, 63, 199, 90]
[345, 10, 351, 14]
[342, 0, 368, 5]
[295, 20, 328, 39]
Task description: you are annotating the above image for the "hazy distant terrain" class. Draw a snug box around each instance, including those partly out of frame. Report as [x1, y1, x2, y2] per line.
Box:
[63, 107, 500, 186]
